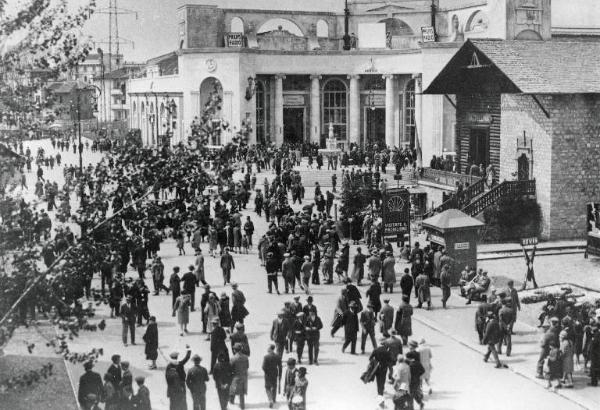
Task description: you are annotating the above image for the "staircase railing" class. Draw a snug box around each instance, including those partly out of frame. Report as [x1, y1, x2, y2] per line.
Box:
[462, 180, 536, 216]
[420, 167, 482, 187]
[424, 177, 486, 217]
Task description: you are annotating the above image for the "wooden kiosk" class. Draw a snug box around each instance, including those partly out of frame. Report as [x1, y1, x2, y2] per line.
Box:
[422, 209, 484, 285]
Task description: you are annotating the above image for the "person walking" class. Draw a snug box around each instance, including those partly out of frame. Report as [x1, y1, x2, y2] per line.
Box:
[133, 376, 152, 410]
[230, 323, 251, 357]
[220, 248, 235, 285]
[265, 251, 281, 294]
[165, 347, 192, 410]
[366, 277, 382, 315]
[212, 353, 233, 410]
[209, 319, 227, 368]
[382, 251, 396, 293]
[143, 316, 158, 369]
[173, 291, 191, 336]
[120, 296, 136, 346]
[186, 355, 210, 410]
[483, 311, 506, 369]
[229, 343, 250, 409]
[415, 271, 432, 310]
[399, 268, 414, 303]
[370, 344, 394, 397]
[342, 301, 360, 354]
[352, 247, 367, 285]
[394, 296, 413, 346]
[292, 312, 307, 364]
[498, 299, 515, 356]
[367, 250, 382, 282]
[305, 310, 323, 365]
[301, 256, 313, 294]
[417, 339, 433, 395]
[182, 267, 198, 311]
[205, 294, 221, 340]
[379, 298, 394, 338]
[440, 264, 451, 309]
[231, 283, 248, 328]
[290, 367, 308, 410]
[360, 302, 378, 354]
[170, 267, 182, 311]
[78, 361, 103, 410]
[262, 344, 282, 408]
[271, 310, 289, 357]
[537, 317, 560, 378]
[194, 249, 207, 287]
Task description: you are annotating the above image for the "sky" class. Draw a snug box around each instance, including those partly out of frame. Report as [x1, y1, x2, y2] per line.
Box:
[35, 0, 600, 62]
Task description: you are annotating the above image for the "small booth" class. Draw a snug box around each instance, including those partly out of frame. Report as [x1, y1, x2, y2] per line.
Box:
[586, 202, 600, 258]
[422, 209, 484, 285]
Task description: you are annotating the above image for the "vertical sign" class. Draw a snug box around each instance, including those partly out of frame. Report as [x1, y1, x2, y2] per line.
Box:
[382, 187, 411, 237]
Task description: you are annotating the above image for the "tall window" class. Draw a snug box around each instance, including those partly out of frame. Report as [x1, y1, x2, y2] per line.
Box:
[322, 78, 347, 140]
[404, 79, 416, 148]
[255, 80, 271, 144]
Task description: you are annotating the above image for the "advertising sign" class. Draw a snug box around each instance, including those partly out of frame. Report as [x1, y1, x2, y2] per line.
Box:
[521, 237, 538, 247]
[382, 188, 410, 237]
[226, 32, 244, 47]
[421, 26, 436, 43]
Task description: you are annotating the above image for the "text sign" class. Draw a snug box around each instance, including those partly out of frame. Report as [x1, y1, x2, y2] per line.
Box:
[428, 234, 446, 246]
[283, 94, 305, 106]
[454, 242, 470, 250]
[466, 113, 492, 124]
[521, 237, 538, 246]
[382, 188, 411, 237]
[421, 26, 436, 43]
[226, 32, 244, 47]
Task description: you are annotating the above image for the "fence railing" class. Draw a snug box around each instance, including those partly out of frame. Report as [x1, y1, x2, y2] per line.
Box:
[420, 167, 482, 187]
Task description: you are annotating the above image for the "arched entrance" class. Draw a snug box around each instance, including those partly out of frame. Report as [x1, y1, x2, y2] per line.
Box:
[517, 153, 530, 180]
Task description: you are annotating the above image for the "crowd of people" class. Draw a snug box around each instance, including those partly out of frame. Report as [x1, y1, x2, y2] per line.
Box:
[3, 133, 600, 410]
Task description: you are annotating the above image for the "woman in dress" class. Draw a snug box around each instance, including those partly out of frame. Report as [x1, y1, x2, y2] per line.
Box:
[142, 316, 158, 369]
[204, 293, 221, 339]
[560, 328, 574, 387]
[291, 366, 308, 410]
[218, 292, 232, 330]
[173, 291, 191, 336]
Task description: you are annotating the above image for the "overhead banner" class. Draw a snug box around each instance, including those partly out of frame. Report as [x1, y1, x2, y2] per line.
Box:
[382, 188, 411, 237]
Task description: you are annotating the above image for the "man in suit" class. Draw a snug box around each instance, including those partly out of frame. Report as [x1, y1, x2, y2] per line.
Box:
[262, 344, 282, 408]
[220, 247, 235, 285]
[506, 280, 521, 327]
[230, 343, 249, 409]
[342, 301, 360, 354]
[271, 310, 289, 357]
[182, 265, 198, 311]
[210, 319, 229, 373]
[166, 348, 192, 410]
[305, 310, 323, 365]
[475, 295, 492, 344]
[498, 299, 515, 356]
[186, 355, 210, 410]
[120, 295, 136, 346]
[483, 311, 505, 368]
[77, 361, 103, 409]
[379, 298, 394, 337]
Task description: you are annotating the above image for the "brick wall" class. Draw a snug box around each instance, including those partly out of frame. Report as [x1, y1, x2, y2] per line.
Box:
[550, 94, 600, 239]
[500, 94, 553, 238]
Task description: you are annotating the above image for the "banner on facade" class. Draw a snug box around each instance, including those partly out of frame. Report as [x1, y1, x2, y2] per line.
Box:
[382, 188, 411, 237]
[421, 26, 436, 43]
[226, 33, 244, 47]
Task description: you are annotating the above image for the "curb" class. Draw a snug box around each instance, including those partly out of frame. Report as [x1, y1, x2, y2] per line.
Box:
[412, 313, 592, 410]
[478, 249, 585, 261]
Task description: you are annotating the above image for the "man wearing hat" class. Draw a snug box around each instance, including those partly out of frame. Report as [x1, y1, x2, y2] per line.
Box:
[282, 252, 296, 294]
[283, 358, 298, 406]
[301, 255, 313, 294]
[182, 265, 198, 311]
[382, 251, 396, 293]
[302, 296, 317, 316]
[262, 344, 282, 407]
[379, 298, 394, 337]
[367, 250, 382, 282]
[230, 343, 250, 409]
[498, 299, 515, 356]
[166, 346, 192, 410]
[342, 301, 360, 354]
[230, 322, 251, 356]
[200, 285, 217, 334]
[265, 251, 281, 294]
[220, 247, 235, 285]
[210, 318, 229, 373]
[77, 361, 103, 409]
[482, 311, 505, 369]
[186, 355, 209, 410]
[271, 310, 290, 357]
[133, 376, 151, 410]
[230, 283, 248, 330]
[293, 311, 307, 364]
[120, 295, 136, 346]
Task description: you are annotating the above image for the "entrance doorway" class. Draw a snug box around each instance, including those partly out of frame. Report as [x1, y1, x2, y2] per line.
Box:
[283, 107, 305, 144]
[468, 128, 490, 167]
[517, 153, 530, 180]
[364, 107, 386, 148]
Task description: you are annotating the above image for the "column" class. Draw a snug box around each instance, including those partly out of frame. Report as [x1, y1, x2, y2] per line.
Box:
[384, 74, 396, 148]
[274, 74, 285, 146]
[348, 74, 360, 146]
[414, 75, 423, 167]
[310, 75, 321, 144]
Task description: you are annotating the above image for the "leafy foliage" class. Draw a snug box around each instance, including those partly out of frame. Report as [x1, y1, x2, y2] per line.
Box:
[481, 196, 542, 242]
[340, 175, 371, 218]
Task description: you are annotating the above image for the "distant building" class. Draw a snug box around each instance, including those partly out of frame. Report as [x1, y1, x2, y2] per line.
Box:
[94, 63, 145, 123]
[45, 81, 96, 136]
[62, 53, 123, 85]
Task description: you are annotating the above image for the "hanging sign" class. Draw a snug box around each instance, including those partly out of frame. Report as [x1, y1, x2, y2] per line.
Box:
[382, 187, 411, 237]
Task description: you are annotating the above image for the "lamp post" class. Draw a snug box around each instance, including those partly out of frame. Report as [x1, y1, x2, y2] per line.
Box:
[343, 0, 351, 50]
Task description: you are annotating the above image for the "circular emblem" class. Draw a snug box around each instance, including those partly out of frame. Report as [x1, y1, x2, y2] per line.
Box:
[387, 195, 405, 212]
[206, 59, 217, 73]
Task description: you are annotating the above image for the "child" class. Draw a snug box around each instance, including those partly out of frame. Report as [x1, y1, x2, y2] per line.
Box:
[544, 343, 563, 391]
[242, 234, 249, 254]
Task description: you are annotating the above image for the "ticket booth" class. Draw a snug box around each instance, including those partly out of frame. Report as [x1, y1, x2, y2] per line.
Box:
[422, 209, 484, 285]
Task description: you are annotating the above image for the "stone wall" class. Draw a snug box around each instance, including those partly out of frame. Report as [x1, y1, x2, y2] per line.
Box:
[549, 94, 600, 239]
[185, 5, 225, 48]
[500, 94, 553, 238]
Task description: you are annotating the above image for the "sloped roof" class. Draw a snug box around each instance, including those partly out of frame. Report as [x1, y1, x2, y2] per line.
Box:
[46, 81, 93, 94]
[422, 209, 484, 232]
[425, 39, 600, 95]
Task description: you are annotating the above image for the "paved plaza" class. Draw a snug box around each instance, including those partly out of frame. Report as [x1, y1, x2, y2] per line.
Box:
[3, 139, 600, 410]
